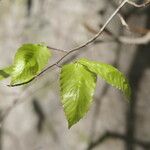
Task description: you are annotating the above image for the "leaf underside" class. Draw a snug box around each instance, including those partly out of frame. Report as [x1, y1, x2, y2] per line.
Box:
[60, 62, 97, 128]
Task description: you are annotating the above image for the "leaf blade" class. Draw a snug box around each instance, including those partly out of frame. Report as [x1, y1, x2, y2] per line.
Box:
[10, 43, 51, 86]
[78, 58, 131, 99]
[60, 62, 97, 128]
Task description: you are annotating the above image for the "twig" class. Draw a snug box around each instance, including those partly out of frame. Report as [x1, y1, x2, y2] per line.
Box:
[95, 32, 150, 45]
[118, 13, 129, 30]
[87, 131, 150, 150]
[40, 0, 150, 78]
[119, 32, 150, 44]
[47, 46, 68, 53]
[38, 0, 150, 77]
[127, 0, 150, 8]
[37, 0, 129, 77]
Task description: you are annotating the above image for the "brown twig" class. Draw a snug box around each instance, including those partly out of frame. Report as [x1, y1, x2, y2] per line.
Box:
[87, 131, 150, 150]
[118, 13, 129, 30]
[41, 0, 150, 79]
[47, 46, 68, 53]
[37, 0, 129, 77]
[119, 32, 150, 44]
[38, 0, 150, 77]
[127, 0, 150, 8]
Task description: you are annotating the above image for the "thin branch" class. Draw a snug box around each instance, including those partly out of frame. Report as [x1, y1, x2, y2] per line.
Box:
[37, 0, 129, 77]
[95, 32, 150, 45]
[87, 131, 150, 150]
[119, 32, 150, 44]
[118, 13, 129, 30]
[38, 0, 150, 77]
[46, 0, 150, 56]
[47, 46, 68, 53]
[127, 0, 150, 8]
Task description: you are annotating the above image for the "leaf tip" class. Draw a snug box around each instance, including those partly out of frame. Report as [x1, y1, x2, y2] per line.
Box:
[68, 121, 76, 129]
[68, 124, 72, 129]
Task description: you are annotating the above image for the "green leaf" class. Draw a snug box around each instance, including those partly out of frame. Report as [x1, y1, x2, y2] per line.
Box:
[60, 62, 97, 128]
[78, 58, 131, 99]
[10, 43, 51, 86]
[0, 66, 13, 80]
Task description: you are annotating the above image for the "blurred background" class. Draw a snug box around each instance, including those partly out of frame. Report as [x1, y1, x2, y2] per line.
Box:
[0, 0, 150, 150]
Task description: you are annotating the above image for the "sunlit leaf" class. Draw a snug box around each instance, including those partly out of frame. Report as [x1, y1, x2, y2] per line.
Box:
[60, 62, 97, 128]
[10, 43, 51, 86]
[78, 58, 131, 99]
